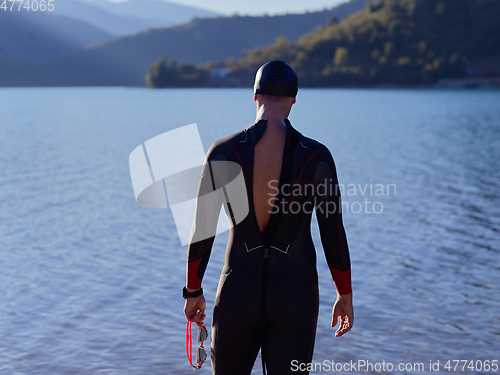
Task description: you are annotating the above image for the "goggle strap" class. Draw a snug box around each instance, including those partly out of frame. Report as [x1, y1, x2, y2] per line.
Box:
[186, 318, 204, 370]
[186, 318, 192, 366]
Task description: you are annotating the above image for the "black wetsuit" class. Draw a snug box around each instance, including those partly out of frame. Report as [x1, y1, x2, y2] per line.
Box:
[186, 118, 351, 375]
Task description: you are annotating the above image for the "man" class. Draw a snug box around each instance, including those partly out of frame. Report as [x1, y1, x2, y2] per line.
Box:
[183, 60, 353, 374]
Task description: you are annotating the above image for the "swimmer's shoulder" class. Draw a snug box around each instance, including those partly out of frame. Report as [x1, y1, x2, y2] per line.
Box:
[295, 132, 336, 164]
[205, 124, 253, 162]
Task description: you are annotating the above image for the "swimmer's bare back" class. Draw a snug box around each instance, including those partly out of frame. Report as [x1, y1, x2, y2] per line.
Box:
[252, 120, 286, 234]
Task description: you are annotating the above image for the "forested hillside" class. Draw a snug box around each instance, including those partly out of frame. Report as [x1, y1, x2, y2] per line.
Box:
[229, 0, 500, 86]
[147, 0, 500, 87]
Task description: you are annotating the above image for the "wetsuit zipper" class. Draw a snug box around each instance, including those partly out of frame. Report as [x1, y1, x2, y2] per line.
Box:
[261, 247, 269, 375]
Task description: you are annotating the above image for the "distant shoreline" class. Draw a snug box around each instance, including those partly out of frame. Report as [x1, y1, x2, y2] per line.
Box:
[142, 76, 500, 90]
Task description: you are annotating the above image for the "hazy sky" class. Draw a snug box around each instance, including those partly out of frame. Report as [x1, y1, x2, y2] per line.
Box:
[168, 0, 349, 16]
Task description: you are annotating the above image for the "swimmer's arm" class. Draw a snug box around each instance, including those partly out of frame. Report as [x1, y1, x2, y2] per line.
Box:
[313, 150, 354, 336]
[184, 153, 222, 321]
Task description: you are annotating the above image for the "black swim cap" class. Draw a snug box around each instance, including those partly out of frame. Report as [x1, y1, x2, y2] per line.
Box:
[254, 60, 298, 98]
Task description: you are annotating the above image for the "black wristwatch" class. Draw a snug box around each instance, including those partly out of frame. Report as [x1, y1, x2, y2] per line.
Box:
[182, 286, 203, 299]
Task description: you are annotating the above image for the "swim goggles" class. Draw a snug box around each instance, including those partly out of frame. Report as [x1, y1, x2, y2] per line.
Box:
[186, 318, 208, 370]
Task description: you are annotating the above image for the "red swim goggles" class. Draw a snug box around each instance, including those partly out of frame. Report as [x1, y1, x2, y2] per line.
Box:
[186, 318, 208, 370]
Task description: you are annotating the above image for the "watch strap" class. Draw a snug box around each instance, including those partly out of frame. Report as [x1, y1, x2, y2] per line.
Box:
[183, 286, 203, 299]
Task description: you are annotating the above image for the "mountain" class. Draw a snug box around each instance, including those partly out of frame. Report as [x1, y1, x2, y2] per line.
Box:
[21, 0, 371, 86]
[0, 0, 372, 86]
[51, 0, 222, 36]
[0, 10, 112, 63]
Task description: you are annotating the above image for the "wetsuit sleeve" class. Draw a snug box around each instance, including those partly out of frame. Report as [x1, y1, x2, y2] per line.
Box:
[314, 151, 352, 295]
[186, 152, 224, 290]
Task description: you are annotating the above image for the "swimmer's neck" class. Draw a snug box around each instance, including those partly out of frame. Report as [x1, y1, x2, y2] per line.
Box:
[255, 106, 289, 130]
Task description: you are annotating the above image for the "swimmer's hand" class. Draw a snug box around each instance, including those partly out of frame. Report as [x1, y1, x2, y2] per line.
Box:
[184, 288, 206, 326]
[331, 292, 353, 337]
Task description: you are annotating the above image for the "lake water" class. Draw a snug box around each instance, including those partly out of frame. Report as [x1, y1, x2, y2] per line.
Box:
[0, 87, 499, 374]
